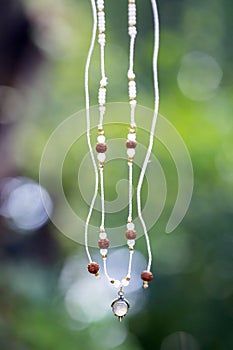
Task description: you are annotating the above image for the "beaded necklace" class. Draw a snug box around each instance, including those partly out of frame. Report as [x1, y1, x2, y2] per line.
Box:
[84, 0, 160, 321]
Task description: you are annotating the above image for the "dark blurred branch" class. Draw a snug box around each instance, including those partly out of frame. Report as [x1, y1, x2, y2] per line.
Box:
[0, 0, 45, 178]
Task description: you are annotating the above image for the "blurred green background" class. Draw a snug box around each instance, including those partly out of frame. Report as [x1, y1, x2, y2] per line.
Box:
[0, 0, 232, 349]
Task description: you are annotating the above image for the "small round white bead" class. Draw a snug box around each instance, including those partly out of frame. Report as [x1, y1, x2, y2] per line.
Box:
[97, 135, 106, 143]
[127, 222, 135, 230]
[129, 26, 137, 37]
[98, 87, 106, 105]
[98, 33, 106, 46]
[97, 153, 106, 162]
[113, 280, 121, 288]
[99, 232, 107, 239]
[97, 0, 104, 10]
[127, 149, 135, 158]
[122, 279, 129, 287]
[128, 133, 136, 141]
[100, 77, 108, 86]
[100, 249, 108, 256]
[130, 99, 137, 107]
[128, 70, 135, 80]
[127, 239, 135, 247]
[129, 80, 137, 99]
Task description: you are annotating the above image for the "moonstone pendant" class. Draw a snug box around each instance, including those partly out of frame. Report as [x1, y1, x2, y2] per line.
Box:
[111, 290, 130, 321]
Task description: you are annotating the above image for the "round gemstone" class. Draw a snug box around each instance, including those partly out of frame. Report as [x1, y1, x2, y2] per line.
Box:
[98, 238, 110, 249]
[112, 300, 129, 317]
[87, 262, 99, 274]
[141, 270, 153, 282]
[96, 143, 107, 153]
[126, 229, 137, 239]
[126, 140, 137, 149]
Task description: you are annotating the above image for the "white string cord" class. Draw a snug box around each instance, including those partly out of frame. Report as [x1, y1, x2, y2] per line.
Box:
[84, 0, 98, 263]
[97, 0, 107, 235]
[127, 250, 134, 277]
[99, 167, 105, 229]
[136, 0, 160, 272]
[128, 162, 133, 222]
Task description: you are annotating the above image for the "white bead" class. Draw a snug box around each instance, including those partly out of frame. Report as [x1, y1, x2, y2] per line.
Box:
[113, 280, 121, 288]
[100, 77, 108, 86]
[129, 26, 137, 36]
[121, 279, 129, 287]
[99, 106, 106, 114]
[98, 87, 106, 105]
[97, 153, 106, 162]
[98, 12, 105, 32]
[129, 80, 135, 87]
[129, 18, 136, 26]
[129, 84, 137, 99]
[97, 0, 104, 10]
[127, 222, 135, 230]
[100, 249, 108, 255]
[99, 232, 107, 239]
[98, 33, 106, 45]
[128, 70, 135, 80]
[97, 135, 106, 143]
[130, 99, 137, 107]
[127, 239, 135, 247]
[127, 149, 135, 158]
[128, 133, 136, 141]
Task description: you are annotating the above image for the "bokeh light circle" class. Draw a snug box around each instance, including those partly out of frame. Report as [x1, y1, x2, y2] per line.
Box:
[177, 51, 222, 101]
[0, 177, 53, 232]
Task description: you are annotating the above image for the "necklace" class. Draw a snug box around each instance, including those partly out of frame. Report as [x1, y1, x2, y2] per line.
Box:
[84, 0, 160, 321]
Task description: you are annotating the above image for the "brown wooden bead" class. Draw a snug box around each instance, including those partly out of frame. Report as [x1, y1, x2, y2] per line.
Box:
[98, 238, 110, 249]
[126, 140, 137, 149]
[141, 270, 153, 282]
[96, 143, 107, 153]
[126, 229, 137, 239]
[88, 262, 100, 274]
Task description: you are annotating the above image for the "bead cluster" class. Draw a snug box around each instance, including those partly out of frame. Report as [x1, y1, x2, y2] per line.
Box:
[97, 0, 105, 32]
[98, 227, 109, 258]
[128, 1, 136, 26]
[96, 129, 107, 168]
[126, 222, 136, 250]
[126, 127, 137, 162]
[141, 271, 154, 289]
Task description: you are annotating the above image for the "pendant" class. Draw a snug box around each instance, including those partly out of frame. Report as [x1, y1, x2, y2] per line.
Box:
[111, 289, 130, 322]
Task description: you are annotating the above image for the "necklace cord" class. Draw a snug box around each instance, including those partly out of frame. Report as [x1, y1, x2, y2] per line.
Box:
[136, 0, 160, 272]
[84, 0, 98, 263]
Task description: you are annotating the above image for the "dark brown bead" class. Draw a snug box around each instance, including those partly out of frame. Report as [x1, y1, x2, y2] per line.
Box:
[126, 140, 137, 149]
[88, 262, 100, 274]
[141, 270, 153, 282]
[98, 238, 110, 249]
[125, 229, 137, 239]
[96, 143, 107, 153]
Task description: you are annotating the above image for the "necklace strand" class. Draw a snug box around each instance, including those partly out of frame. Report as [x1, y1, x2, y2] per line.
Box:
[85, 0, 160, 289]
